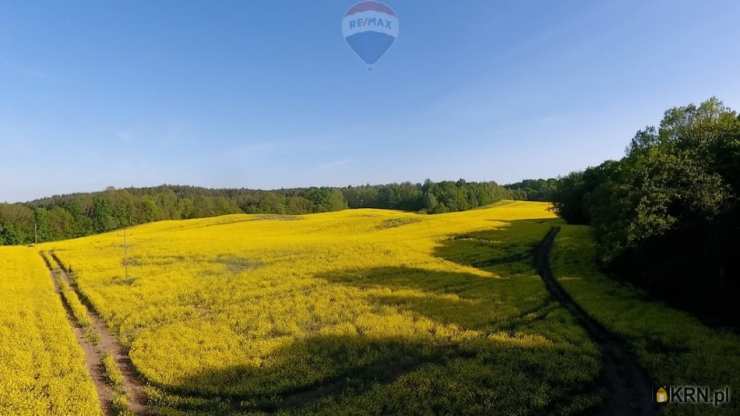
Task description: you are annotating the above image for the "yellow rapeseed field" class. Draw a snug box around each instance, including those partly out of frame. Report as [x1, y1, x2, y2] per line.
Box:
[43, 201, 605, 414]
[0, 246, 101, 416]
[5, 200, 735, 415]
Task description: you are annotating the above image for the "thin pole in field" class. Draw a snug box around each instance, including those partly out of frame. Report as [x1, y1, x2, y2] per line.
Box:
[123, 226, 128, 279]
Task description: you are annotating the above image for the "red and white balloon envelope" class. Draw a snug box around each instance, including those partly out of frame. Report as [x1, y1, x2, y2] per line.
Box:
[342, 1, 399, 66]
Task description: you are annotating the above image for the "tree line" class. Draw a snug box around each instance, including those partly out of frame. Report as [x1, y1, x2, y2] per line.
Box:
[0, 180, 516, 245]
[504, 178, 558, 201]
[550, 98, 739, 323]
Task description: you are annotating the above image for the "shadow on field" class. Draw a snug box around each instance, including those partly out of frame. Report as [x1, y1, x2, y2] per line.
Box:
[156, 219, 601, 415]
[319, 266, 553, 331]
[433, 218, 559, 274]
[167, 329, 597, 415]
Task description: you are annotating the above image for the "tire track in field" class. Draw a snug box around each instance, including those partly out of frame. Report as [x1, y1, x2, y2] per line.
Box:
[44, 252, 150, 416]
[41, 253, 114, 416]
[534, 228, 658, 416]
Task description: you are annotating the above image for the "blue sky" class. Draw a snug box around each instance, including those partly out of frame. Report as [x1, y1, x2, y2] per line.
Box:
[2, 0, 740, 202]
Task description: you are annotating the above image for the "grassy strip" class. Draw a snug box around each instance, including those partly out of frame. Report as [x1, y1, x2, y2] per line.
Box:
[103, 353, 126, 388]
[59, 279, 92, 328]
[111, 393, 132, 416]
[551, 225, 740, 416]
[102, 352, 134, 416]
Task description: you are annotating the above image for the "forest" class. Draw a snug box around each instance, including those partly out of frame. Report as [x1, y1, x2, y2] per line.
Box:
[0, 180, 519, 244]
[550, 98, 739, 323]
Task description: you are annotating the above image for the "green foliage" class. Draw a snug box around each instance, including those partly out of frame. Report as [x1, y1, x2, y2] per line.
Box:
[306, 188, 348, 212]
[1, 180, 515, 245]
[505, 178, 559, 201]
[550, 97, 740, 321]
[92, 195, 119, 232]
[0, 204, 33, 244]
[342, 180, 513, 213]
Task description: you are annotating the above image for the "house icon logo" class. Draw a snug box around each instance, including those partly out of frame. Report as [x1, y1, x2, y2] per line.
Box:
[656, 386, 669, 404]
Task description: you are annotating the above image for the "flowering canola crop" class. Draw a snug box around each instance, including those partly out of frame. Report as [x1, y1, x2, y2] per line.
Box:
[0, 246, 101, 416]
[44, 201, 604, 414]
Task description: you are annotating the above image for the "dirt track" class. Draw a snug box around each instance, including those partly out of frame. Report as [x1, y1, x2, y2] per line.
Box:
[43, 253, 114, 416]
[43, 252, 149, 416]
[534, 227, 658, 416]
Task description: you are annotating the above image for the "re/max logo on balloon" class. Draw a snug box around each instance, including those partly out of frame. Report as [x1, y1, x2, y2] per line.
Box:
[342, 1, 399, 66]
[347, 16, 394, 31]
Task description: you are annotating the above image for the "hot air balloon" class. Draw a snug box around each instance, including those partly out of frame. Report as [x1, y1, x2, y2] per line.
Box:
[342, 1, 399, 66]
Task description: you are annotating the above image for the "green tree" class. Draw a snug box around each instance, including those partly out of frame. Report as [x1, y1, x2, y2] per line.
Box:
[552, 98, 740, 321]
[91, 196, 118, 232]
